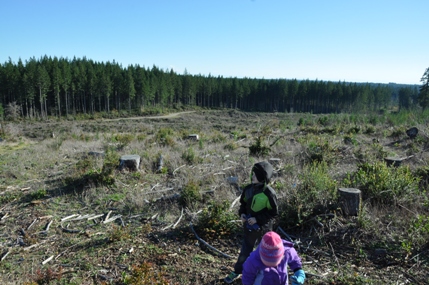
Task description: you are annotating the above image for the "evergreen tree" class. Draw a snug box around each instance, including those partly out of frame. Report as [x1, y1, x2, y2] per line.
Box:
[35, 64, 50, 118]
[51, 57, 62, 117]
[418, 68, 429, 109]
[126, 67, 136, 112]
[60, 58, 71, 116]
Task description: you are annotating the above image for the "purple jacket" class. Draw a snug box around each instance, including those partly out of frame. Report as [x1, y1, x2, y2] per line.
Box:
[242, 240, 302, 285]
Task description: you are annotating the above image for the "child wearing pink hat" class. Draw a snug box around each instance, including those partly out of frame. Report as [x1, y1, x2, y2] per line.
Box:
[241, 231, 306, 285]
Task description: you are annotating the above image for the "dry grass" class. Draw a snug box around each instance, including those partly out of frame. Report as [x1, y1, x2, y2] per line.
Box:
[0, 110, 428, 284]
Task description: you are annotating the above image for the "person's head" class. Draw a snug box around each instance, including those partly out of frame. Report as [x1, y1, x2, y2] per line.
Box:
[251, 161, 273, 184]
[259, 231, 285, 267]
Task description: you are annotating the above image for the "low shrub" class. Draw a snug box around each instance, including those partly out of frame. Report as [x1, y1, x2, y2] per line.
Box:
[124, 262, 173, 285]
[249, 136, 270, 156]
[179, 181, 201, 207]
[344, 161, 420, 204]
[197, 200, 240, 239]
[280, 161, 338, 227]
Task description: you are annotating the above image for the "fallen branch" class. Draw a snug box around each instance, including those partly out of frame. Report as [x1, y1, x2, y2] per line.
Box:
[229, 196, 241, 211]
[189, 222, 234, 259]
[61, 214, 79, 222]
[45, 220, 53, 232]
[1, 249, 10, 261]
[276, 226, 295, 242]
[69, 214, 101, 221]
[24, 240, 47, 251]
[61, 227, 81, 234]
[173, 164, 186, 175]
[329, 242, 340, 269]
[172, 208, 184, 229]
[104, 211, 112, 222]
[87, 214, 105, 221]
[103, 215, 122, 224]
[1, 212, 9, 221]
[27, 218, 38, 230]
[42, 255, 54, 265]
[161, 223, 173, 231]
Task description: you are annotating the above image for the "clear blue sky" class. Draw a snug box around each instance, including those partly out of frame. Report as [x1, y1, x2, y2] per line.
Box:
[1, 0, 427, 85]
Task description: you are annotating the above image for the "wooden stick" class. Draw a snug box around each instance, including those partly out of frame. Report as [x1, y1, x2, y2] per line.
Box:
[173, 165, 186, 175]
[0, 212, 8, 221]
[189, 222, 234, 259]
[24, 240, 47, 251]
[103, 215, 122, 224]
[61, 214, 79, 222]
[276, 226, 294, 242]
[42, 255, 54, 265]
[1, 250, 10, 261]
[172, 208, 184, 229]
[45, 220, 53, 232]
[87, 214, 105, 221]
[161, 224, 173, 231]
[27, 218, 38, 230]
[104, 211, 112, 222]
[229, 196, 241, 211]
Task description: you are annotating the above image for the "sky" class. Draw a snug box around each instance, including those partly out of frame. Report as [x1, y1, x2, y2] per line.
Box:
[1, 0, 428, 85]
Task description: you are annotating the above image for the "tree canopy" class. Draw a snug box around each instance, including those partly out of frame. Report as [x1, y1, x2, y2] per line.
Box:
[0, 56, 421, 119]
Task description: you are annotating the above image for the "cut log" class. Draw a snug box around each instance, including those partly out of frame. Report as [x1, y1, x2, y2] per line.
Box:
[384, 155, 413, 167]
[384, 157, 403, 167]
[188, 134, 199, 141]
[269, 158, 281, 166]
[119, 155, 140, 171]
[338, 188, 361, 216]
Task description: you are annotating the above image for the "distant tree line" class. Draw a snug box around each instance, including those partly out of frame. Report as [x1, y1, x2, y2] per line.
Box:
[0, 56, 423, 119]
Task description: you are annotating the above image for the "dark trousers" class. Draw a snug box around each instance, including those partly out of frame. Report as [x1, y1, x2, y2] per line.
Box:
[233, 227, 264, 274]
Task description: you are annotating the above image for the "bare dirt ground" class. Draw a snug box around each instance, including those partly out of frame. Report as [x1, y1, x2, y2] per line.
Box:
[0, 110, 428, 284]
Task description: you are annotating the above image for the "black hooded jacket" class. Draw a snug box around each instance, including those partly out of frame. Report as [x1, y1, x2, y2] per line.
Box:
[238, 161, 278, 228]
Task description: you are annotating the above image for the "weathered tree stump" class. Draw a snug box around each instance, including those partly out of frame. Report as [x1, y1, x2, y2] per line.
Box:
[384, 155, 414, 167]
[269, 158, 281, 166]
[338, 188, 361, 216]
[188, 134, 199, 141]
[119, 155, 140, 171]
[406, 127, 418, 139]
[384, 157, 403, 167]
[157, 154, 164, 172]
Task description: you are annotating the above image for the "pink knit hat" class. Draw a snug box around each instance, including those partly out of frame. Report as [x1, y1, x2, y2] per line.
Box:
[259, 231, 285, 267]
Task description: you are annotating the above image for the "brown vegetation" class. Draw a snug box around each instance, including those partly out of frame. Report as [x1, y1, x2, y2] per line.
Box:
[0, 110, 428, 284]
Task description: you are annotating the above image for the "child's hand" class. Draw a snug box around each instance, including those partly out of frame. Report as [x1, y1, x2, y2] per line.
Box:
[291, 269, 305, 285]
[240, 214, 247, 222]
[247, 217, 257, 225]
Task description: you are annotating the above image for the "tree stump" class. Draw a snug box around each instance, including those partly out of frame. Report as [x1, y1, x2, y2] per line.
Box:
[269, 158, 281, 166]
[384, 157, 403, 167]
[119, 155, 141, 171]
[406, 127, 418, 139]
[157, 154, 164, 172]
[338, 188, 361, 216]
[188, 134, 199, 141]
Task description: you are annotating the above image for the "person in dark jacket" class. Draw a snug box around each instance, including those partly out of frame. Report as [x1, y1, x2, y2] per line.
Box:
[242, 231, 305, 285]
[224, 161, 279, 284]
